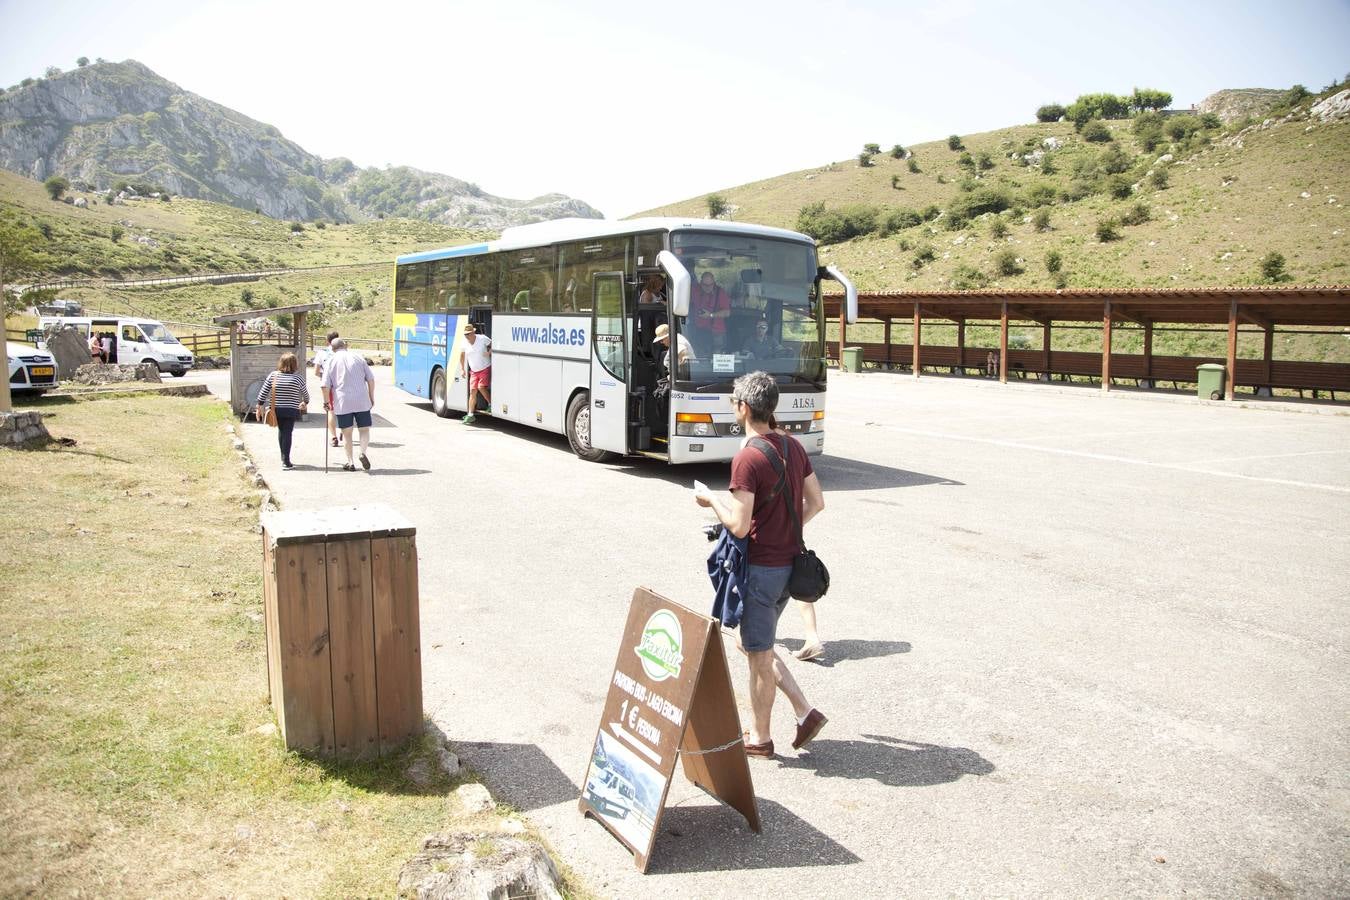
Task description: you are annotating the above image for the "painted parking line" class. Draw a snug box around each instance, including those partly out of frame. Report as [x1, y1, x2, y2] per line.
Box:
[848, 421, 1350, 495]
[1189, 448, 1350, 465]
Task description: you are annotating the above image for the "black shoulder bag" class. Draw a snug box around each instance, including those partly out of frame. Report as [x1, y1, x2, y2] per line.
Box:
[750, 435, 830, 603]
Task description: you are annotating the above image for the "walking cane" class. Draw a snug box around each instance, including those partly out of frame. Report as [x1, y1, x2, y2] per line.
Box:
[323, 401, 329, 474]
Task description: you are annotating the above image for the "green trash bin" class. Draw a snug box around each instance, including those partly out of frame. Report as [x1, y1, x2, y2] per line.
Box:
[1196, 363, 1225, 400]
[842, 346, 863, 373]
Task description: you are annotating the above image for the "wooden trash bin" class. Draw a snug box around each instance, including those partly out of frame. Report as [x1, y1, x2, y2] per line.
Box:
[260, 505, 422, 758]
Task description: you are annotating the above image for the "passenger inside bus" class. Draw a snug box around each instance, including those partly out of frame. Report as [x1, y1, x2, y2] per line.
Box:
[740, 316, 782, 358]
[638, 273, 665, 304]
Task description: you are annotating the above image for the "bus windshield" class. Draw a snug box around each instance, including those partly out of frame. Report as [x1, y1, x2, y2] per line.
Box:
[671, 231, 824, 389]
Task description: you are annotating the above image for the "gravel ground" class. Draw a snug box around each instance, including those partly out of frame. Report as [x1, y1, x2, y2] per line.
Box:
[193, 366, 1350, 898]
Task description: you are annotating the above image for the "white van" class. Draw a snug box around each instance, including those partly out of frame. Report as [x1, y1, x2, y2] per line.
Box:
[39, 316, 195, 376]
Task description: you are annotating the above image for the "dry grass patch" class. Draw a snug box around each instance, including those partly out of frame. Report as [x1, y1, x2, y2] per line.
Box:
[0, 395, 525, 897]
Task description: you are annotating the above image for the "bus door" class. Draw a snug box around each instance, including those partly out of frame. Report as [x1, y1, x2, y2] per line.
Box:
[464, 305, 492, 407]
[589, 272, 629, 454]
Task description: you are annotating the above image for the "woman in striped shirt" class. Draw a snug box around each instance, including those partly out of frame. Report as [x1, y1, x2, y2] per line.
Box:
[255, 352, 309, 470]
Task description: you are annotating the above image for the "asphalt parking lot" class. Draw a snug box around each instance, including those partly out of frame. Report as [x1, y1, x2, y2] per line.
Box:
[211, 366, 1350, 898]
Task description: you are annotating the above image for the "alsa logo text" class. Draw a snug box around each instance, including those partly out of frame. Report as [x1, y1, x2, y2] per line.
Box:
[791, 397, 816, 409]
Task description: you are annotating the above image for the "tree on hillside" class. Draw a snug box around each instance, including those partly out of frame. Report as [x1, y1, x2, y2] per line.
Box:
[20, 77, 34, 88]
[1260, 252, 1288, 283]
[890, 144, 906, 159]
[706, 193, 728, 219]
[76, 57, 89, 67]
[44, 66, 61, 78]
[0, 219, 43, 411]
[44, 176, 70, 201]
[1130, 87, 1172, 112]
[863, 143, 881, 156]
[947, 134, 964, 151]
[1036, 103, 1066, 122]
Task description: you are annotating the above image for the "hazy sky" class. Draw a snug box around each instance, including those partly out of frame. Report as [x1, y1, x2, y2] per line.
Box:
[2, 0, 1347, 217]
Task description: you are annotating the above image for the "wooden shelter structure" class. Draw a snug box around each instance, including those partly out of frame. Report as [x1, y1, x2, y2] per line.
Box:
[824, 286, 1350, 399]
[213, 303, 322, 416]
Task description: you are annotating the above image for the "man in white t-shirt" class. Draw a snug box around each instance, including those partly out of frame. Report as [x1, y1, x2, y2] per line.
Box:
[459, 322, 492, 424]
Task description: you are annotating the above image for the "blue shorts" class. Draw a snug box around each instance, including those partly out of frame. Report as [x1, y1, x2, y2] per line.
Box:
[740, 564, 791, 652]
[336, 410, 372, 429]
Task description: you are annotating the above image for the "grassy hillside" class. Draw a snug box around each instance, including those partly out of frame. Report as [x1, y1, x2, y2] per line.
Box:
[1, 168, 489, 338]
[642, 99, 1350, 295]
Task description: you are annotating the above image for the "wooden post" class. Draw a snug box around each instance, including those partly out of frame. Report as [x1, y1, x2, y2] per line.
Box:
[1102, 301, 1113, 391]
[1263, 323, 1274, 388]
[912, 305, 922, 378]
[838, 302, 846, 368]
[1042, 320, 1051, 379]
[1226, 299, 1239, 401]
[999, 301, 1008, 384]
[1143, 321, 1153, 386]
[957, 318, 966, 372]
[883, 317, 892, 368]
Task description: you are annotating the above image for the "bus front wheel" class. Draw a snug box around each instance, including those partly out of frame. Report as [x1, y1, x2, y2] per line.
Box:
[431, 368, 451, 418]
[566, 392, 613, 462]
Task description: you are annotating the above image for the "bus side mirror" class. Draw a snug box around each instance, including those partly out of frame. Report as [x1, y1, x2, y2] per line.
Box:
[658, 250, 691, 319]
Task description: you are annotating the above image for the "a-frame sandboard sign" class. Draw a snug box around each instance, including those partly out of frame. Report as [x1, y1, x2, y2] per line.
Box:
[579, 587, 760, 872]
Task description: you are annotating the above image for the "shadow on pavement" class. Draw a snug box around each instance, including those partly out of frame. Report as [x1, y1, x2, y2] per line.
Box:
[778, 735, 994, 787]
[647, 796, 860, 873]
[778, 638, 911, 668]
[455, 741, 579, 812]
[812, 456, 963, 492]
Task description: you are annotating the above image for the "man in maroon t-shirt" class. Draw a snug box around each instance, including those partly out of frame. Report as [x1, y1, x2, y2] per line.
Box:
[689, 271, 731, 356]
[695, 371, 827, 758]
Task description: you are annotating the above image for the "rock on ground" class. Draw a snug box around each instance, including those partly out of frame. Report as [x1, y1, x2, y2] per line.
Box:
[1311, 88, 1350, 123]
[70, 362, 161, 385]
[397, 833, 562, 900]
[454, 783, 494, 814]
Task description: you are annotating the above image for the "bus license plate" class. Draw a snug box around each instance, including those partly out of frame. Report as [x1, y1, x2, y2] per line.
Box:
[31, 366, 54, 376]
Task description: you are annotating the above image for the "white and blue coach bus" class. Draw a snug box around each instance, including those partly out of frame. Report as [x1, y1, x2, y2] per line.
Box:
[391, 217, 857, 464]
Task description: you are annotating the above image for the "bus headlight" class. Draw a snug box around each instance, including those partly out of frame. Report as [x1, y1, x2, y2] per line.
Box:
[808, 410, 825, 432]
[676, 412, 715, 437]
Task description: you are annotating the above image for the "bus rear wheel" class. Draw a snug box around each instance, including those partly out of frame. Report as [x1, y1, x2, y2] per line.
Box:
[431, 368, 451, 417]
[566, 392, 613, 462]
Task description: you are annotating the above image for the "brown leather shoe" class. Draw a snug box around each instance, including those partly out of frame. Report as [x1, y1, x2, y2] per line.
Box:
[792, 709, 828, 750]
[743, 733, 775, 759]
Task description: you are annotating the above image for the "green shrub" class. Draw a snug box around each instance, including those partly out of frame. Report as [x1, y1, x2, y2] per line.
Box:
[1199, 112, 1222, 129]
[1105, 175, 1133, 199]
[315, 220, 326, 229]
[944, 214, 969, 231]
[1025, 183, 1057, 207]
[1036, 103, 1066, 122]
[1283, 84, 1311, 106]
[351, 295, 364, 311]
[289, 221, 304, 232]
[20, 77, 34, 87]
[993, 250, 1023, 276]
[1045, 249, 1063, 273]
[1149, 168, 1169, 190]
[879, 208, 923, 235]
[1033, 209, 1052, 232]
[863, 143, 881, 156]
[911, 244, 936, 268]
[950, 264, 988, 290]
[44, 176, 70, 200]
[795, 202, 879, 245]
[1120, 202, 1151, 226]
[1053, 271, 1069, 289]
[240, 288, 255, 306]
[936, 173, 947, 184]
[38, 222, 53, 239]
[1081, 120, 1112, 142]
[1165, 115, 1202, 142]
[109, 224, 124, 243]
[1040, 156, 1057, 176]
[957, 151, 975, 171]
[990, 218, 1009, 239]
[919, 204, 941, 222]
[957, 176, 979, 193]
[1099, 143, 1132, 174]
[906, 157, 920, 173]
[858, 151, 875, 167]
[891, 174, 901, 189]
[976, 151, 995, 171]
[706, 193, 728, 218]
[76, 56, 89, 67]
[890, 144, 905, 159]
[1260, 251, 1287, 282]
[1061, 180, 1094, 202]
[1096, 218, 1121, 242]
[948, 134, 964, 151]
[947, 186, 1015, 222]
